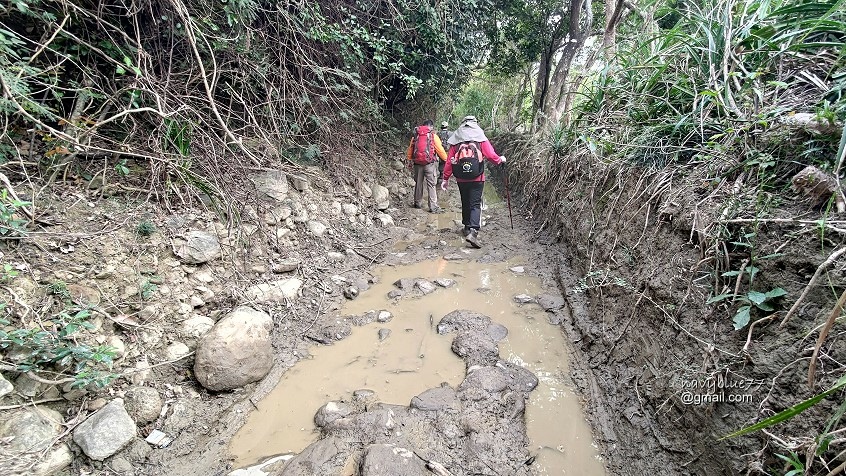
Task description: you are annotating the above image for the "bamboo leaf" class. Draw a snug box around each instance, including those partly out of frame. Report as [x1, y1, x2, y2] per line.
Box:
[721, 375, 846, 439]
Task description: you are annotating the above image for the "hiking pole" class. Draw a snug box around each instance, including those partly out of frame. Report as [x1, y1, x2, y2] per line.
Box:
[502, 162, 514, 230]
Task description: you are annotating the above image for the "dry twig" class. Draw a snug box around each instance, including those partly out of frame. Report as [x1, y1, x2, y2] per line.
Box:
[807, 287, 846, 387]
[779, 246, 846, 328]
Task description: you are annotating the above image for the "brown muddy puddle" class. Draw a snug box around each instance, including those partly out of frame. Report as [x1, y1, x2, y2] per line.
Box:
[229, 257, 606, 475]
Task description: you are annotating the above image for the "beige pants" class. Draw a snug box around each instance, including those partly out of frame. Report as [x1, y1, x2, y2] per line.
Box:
[413, 162, 438, 211]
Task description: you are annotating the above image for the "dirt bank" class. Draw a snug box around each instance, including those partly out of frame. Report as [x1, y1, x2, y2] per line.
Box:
[498, 134, 846, 475]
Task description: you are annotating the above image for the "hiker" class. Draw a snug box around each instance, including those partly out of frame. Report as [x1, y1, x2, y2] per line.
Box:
[406, 119, 448, 213]
[440, 115, 506, 248]
[436, 121, 452, 185]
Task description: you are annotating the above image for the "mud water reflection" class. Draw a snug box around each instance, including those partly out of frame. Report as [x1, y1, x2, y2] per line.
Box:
[229, 258, 605, 475]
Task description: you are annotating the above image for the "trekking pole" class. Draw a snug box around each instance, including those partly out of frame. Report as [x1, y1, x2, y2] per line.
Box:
[502, 162, 514, 230]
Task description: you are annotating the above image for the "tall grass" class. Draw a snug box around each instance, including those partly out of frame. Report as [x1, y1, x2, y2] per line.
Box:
[570, 0, 845, 171]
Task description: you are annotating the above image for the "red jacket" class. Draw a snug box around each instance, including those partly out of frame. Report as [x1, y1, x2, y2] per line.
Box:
[443, 141, 503, 183]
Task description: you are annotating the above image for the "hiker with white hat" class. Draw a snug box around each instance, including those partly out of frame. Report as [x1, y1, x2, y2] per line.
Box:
[440, 116, 506, 248]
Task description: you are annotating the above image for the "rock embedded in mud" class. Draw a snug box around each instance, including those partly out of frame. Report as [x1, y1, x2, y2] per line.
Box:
[272, 258, 301, 273]
[164, 341, 191, 361]
[460, 366, 515, 394]
[289, 174, 310, 192]
[0, 373, 12, 397]
[372, 184, 390, 211]
[342, 203, 358, 216]
[0, 406, 65, 453]
[360, 444, 427, 476]
[314, 322, 352, 342]
[415, 279, 437, 295]
[375, 213, 394, 227]
[378, 328, 391, 341]
[437, 310, 493, 335]
[193, 306, 274, 392]
[434, 278, 456, 288]
[377, 310, 392, 322]
[183, 314, 215, 338]
[536, 293, 566, 312]
[350, 310, 377, 326]
[344, 286, 359, 300]
[72, 399, 136, 461]
[174, 231, 221, 264]
[451, 332, 500, 366]
[393, 278, 415, 290]
[14, 373, 48, 398]
[410, 386, 461, 413]
[513, 294, 534, 304]
[486, 323, 508, 341]
[251, 170, 289, 202]
[279, 435, 346, 476]
[307, 220, 328, 237]
[124, 386, 164, 424]
[314, 401, 353, 428]
[509, 266, 525, 273]
[245, 278, 303, 303]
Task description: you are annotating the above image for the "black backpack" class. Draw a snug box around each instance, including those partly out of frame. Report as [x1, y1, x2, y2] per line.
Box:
[453, 142, 484, 179]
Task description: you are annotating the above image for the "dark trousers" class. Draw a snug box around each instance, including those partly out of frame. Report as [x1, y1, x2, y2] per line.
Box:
[457, 181, 485, 230]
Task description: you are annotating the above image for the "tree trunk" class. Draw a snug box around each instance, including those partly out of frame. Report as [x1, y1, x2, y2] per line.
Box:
[542, 0, 593, 129]
[507, 68, 531, 131]
[602, 0, 626, 58]
[530, 46, 554, 131]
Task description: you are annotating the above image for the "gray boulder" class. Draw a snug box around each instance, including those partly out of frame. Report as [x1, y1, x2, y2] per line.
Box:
[372, 185, 390, 210]
[175, 230, 221, 264]
[536, 293, 566, 311]
[251, 170, 289, 201]
[278, 436, 344, 476]
[314, 401, 353, 428]
[0, 372, 13, 397]
[289, 174, 310, 192]
[359, 444, 427, 476]
[124, 386, 163, 424]
[72, 399, 136, 461]
[0, 406, 72, 475]
[410, 386, 461, 413]
[245, 278, 303, 303]
[194, 306, 274, 391]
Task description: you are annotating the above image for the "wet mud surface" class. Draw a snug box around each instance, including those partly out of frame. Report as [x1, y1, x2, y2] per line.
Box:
[225, 185, 606, 475]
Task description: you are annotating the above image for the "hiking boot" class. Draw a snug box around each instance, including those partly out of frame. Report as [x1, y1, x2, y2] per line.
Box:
[430, 207, 443, 214]
[466, 229, 481, 248]
[461, 227, 470, 237]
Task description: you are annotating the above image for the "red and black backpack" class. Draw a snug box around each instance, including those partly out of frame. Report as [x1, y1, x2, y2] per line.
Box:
[453, 141, 484, 179]
[411, 126, 436, 165]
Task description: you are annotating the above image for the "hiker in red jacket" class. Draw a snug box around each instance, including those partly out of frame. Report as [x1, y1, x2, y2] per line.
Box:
[406, 119, 448, 213]
[440, 116, 506, 248]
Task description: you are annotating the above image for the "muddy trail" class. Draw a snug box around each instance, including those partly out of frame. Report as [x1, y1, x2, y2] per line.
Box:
[147, 179, 609, 476]
[218, 183, 607, 476]
[5, 156, 836, 476]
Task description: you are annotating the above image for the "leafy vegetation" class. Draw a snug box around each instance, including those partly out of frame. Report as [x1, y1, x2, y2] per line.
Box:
[0, 307, 117, 389]
[0, 0, 496, 206]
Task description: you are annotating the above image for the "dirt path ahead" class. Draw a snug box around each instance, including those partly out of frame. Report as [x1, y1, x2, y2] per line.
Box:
[176, 176, 614, 476]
